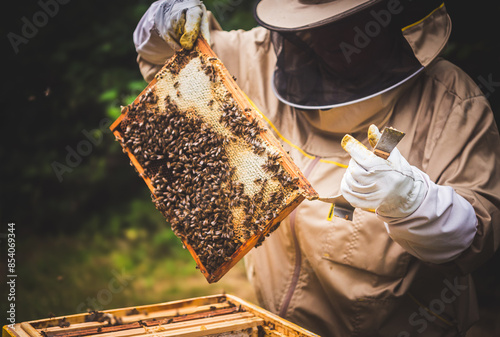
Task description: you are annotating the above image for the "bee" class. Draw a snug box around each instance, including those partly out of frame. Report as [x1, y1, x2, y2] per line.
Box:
[58, 317, 70, 328]
[268, 152, 282, 161]
[126, 308, 140, 316]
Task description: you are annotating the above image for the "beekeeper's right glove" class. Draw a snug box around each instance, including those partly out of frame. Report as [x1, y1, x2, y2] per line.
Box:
[155, 0, 210, 50]
[341, 125, 477, 264]
[340, 125, 427, 218]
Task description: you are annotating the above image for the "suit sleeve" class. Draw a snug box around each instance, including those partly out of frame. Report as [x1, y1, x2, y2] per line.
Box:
[424, 94, 500, 273]
[380, 169, 478, 264]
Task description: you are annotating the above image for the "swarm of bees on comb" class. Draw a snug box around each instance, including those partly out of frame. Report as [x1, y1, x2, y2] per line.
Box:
[110, 38, 317, 282]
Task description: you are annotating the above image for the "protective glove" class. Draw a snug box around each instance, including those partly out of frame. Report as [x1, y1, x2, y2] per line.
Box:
[154, 0, 210, 51]
[340, 124, 427, 218]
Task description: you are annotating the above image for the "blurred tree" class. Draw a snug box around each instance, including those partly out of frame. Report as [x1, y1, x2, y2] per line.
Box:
[2, 1, 151, 236]
[0, 0, 258, 237]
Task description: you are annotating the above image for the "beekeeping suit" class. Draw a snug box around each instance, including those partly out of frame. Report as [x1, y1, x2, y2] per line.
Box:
[133, 1, 500, 335]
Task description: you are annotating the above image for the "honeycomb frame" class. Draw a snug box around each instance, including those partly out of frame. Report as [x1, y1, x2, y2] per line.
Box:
[110, 38, 318, 283]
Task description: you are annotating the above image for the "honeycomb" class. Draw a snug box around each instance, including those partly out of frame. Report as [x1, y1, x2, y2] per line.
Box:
[110, 38, 317, 282]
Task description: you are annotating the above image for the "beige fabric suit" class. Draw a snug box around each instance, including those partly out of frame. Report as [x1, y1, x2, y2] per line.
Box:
[137, 6, 500, 337]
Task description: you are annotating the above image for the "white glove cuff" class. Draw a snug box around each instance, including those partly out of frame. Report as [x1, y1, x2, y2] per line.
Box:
[379, 171, 478, 264]
[134, 1, 174, 65]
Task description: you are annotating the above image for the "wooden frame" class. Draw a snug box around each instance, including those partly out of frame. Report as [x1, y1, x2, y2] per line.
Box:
[109, 38, 318, 283]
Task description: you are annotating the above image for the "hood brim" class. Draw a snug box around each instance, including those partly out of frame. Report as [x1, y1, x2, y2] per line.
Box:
[254, 0, 383, 31]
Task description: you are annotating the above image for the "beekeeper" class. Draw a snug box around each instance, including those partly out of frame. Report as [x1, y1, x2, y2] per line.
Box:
[133, 0, 500, 335]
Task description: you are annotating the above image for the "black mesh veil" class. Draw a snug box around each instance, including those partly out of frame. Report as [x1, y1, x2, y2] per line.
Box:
[270, 4, 423, 109]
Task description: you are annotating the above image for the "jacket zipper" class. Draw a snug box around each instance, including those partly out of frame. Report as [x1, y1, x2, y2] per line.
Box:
[279, 156, 321, 318]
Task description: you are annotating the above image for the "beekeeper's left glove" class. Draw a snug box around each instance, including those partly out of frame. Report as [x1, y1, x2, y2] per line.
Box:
[340, 124, 427, 218]
[155, 0, 210, 51]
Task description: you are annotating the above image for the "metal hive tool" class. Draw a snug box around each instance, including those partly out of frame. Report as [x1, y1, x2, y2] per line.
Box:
[110, 38, 318, 283]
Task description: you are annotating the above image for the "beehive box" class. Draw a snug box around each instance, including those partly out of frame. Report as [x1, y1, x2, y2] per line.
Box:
[3, 295, 318, 337]
[110, 38, 318, 283]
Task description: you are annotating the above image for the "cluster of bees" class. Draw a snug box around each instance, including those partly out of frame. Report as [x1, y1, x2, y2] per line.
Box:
[117, 50, 300, 274]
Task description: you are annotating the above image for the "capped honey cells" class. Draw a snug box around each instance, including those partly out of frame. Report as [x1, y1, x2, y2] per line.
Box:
[110, 38, 317, 283]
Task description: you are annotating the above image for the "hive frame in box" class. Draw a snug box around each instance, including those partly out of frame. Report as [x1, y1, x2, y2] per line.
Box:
[3, 294, 319, 337]
[109, 38, 318, 283]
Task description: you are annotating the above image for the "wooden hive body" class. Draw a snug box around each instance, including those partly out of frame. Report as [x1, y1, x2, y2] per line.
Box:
[3, 295, 319, 337]
[110, 38, 317, 283]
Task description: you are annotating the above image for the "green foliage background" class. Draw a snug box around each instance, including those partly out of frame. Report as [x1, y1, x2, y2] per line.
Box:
[1, 0, 499, 327]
